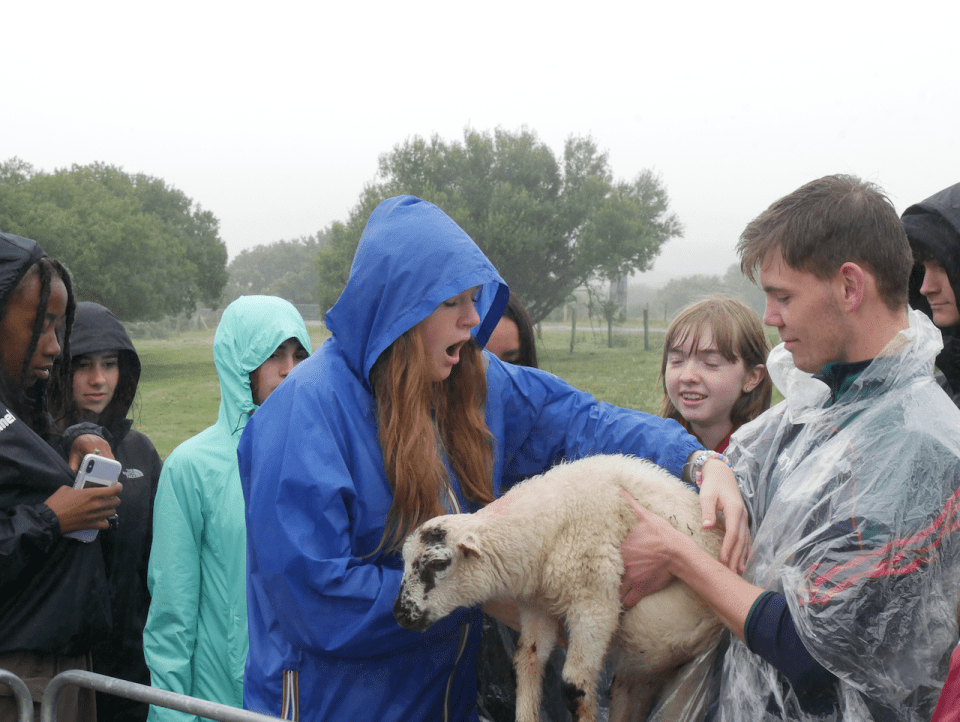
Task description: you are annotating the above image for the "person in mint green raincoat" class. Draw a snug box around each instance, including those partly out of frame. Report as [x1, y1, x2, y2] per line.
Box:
[237, 196, 748, 722]
[144, 296, 311, 722]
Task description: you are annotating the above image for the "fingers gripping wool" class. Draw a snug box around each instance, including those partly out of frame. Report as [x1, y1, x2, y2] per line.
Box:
[394, 454, 724, 722]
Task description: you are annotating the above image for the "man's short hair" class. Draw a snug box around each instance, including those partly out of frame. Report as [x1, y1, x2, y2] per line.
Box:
[738, 174, 912, 311]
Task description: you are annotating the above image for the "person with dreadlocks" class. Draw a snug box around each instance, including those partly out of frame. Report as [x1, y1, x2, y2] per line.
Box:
[0, 231, 122, 722]
[49, 301, 163, 722]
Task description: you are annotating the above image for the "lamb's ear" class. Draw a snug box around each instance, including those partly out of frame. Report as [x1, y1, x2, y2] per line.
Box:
[457, 532, 482, 560]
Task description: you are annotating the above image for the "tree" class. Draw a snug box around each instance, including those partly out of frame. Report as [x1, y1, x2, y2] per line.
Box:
[315, 128, 683, 323]
[586, 280, 627, 348]
[316, 185, 386, 314]
[225, 230, 330, 305]
[0, 160, 227, 320]
[655, 264, 767, 320]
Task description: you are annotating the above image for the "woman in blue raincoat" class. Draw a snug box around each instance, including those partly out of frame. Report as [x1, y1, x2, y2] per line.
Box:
[237, 196, 749, 722]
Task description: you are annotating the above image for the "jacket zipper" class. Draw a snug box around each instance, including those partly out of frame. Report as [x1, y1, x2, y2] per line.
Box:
[443, 623, 471, 722]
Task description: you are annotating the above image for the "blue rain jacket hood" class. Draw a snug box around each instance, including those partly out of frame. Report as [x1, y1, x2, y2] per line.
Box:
[238, 196, 701, 722]
[144, 296, 311, 722]
[325, 194, 509, 388]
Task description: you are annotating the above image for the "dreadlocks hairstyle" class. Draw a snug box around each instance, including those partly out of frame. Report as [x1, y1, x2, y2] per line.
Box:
[659, 295, 772, 440]
[0, 258, 75, 439]
[371, 328, 494, 554]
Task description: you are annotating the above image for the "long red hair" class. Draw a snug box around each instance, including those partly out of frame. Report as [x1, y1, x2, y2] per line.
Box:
[371, 329, 494, 553]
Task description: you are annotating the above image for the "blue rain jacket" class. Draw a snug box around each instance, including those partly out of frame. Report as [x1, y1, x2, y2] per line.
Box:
[144, 297, 311, 722]
[238, 195, 701, 722]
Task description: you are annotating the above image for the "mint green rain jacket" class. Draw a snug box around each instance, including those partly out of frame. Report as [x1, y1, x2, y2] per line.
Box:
[144, 296, 311, 722]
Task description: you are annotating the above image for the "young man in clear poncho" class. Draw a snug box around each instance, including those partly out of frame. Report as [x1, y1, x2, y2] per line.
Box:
[620, 174, 960, 721]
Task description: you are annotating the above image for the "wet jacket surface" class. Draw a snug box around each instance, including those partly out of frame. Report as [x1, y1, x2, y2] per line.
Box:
[904, 182, 960, 401]
[720, 310, 960, 721]
[237, 196, 701, 722]
[0, 400, 113, 655]
[0, 232, 112, 657]
[68, 301, 164, 722]
[143, 297, 311, 722]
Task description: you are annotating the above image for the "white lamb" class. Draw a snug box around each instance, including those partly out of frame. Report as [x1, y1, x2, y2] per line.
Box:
[393, 454, 724, 722]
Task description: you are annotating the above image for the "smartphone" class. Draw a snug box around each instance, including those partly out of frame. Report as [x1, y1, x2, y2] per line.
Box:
[64, 453, 123, 543]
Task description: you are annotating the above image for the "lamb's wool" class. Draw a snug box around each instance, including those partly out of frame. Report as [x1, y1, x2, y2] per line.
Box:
[394, 454, 724, 722]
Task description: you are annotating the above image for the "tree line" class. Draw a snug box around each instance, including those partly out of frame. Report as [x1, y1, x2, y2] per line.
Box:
[0, 159, 227, 320]
[655, 264, 767, 322]
[315, 128, 683, 324]
[1, 126, 691, 324]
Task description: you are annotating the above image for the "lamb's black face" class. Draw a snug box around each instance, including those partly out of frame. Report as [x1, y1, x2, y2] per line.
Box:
[394, 522, 456, 631]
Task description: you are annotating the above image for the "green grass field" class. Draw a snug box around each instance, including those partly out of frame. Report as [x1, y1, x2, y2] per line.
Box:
[133, 320, 781, 459]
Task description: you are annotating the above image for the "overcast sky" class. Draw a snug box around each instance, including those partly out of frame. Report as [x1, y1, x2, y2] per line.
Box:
[4, 0, 957, 287]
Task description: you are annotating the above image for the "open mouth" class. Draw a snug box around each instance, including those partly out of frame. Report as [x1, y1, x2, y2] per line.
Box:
[445, 340, 467, 364]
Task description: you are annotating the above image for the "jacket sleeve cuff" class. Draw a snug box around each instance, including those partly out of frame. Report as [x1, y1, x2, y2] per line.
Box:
[38, 502, 62, 537]
[59, 422, 112, 460]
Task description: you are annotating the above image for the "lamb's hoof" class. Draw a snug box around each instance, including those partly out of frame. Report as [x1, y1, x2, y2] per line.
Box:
[561, 681, 587, 721]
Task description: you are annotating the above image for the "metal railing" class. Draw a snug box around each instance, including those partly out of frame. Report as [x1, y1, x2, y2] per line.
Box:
[35, 670, 282, 722]
[0, 668, 32, 722]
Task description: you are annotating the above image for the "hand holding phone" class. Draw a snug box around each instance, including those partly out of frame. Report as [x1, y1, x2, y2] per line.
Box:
[62, 454, 123, 543]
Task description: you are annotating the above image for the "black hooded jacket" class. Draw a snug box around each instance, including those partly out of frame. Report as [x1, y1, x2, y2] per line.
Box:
[65, 302, 162, 721]
[0, 232, 112, 655]
[904, 183, 960, 403]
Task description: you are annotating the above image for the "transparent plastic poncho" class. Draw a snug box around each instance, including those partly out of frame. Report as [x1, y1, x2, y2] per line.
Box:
[712, 310, 960, 721]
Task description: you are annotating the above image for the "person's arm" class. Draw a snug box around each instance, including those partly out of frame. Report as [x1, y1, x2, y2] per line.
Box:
[493, 363, 701, 482]
[619, 492, 836, 703]
[492, 363, 750, 569]
[0, 501, 61, 586]
[143, 456, 202, 722]
[689, 457, 751, 572]
[0, 419, 117, 586]
[618, 492, 760, 638]
[44, 482, 122, 534]
[67, 432, 115, 470]
[57, 423, 114, 470]
[744, 591, 837, 702]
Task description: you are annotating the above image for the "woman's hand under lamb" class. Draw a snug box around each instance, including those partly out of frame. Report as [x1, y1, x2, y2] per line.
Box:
[696, 459, 751, 573]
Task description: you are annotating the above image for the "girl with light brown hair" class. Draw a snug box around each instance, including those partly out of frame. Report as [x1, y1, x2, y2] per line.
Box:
[660, 295, 772, 452]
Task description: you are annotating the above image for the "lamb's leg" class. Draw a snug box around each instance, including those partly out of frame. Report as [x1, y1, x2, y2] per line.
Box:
[513, 608, 558, 722]
[559, 600, 619, 722]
